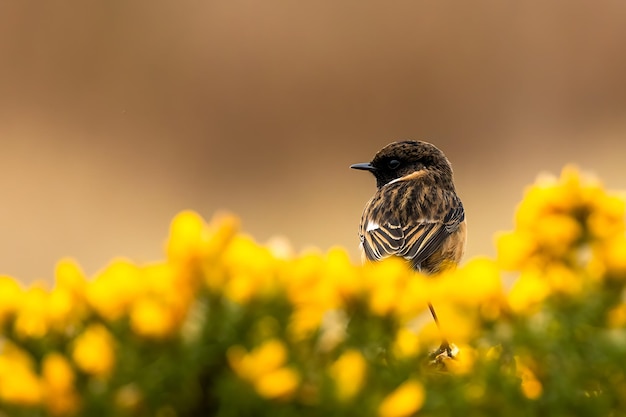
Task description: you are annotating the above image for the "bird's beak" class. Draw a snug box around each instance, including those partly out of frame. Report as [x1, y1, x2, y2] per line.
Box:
[350, 162, 377, 172]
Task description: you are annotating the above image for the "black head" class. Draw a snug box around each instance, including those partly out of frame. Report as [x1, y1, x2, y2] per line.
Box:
[350, 140, 454, 189]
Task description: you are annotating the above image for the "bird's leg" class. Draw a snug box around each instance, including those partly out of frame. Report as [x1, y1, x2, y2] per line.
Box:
[428, 302, 453, 358]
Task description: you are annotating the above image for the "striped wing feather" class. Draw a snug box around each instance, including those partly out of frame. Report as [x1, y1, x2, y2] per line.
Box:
[361, 202, 465, 269]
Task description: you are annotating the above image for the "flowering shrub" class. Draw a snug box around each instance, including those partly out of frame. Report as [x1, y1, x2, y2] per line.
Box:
[1, 166, 626, 416]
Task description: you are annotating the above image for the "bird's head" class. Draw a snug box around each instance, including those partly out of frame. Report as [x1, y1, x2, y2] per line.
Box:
[350, 140, 454, 189]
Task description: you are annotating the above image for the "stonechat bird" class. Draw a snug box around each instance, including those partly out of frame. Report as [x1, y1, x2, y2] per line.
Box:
[351, 140, 467, 355]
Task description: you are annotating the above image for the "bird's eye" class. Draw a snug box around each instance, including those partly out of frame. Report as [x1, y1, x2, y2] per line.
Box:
[388, 159, 401, 170]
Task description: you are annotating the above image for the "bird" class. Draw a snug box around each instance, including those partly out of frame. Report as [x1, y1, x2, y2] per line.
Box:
[350, 140, 467, 357]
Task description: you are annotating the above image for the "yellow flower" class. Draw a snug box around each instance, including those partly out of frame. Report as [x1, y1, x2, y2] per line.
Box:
[221, 235, 280, 300]
[14, 284, 49, 339]
[516, 357, 543, 400]
[607, 303, 626, 328]
[507, 269, 551, 315]
[227, 339, 287, 382]
[378, 379, 426, 417]
[141, 262, 183, 295]
[392, 328, 421, 359]
[365, 258, 411, 316]
[0, 366, 42, 406]
[394, 273, 430, 318]
[42, 353, 75, 393]
[47, 288, 76, 329]
[544, 262, 583, 296]
[496, 231, 537, 270]
[0, 346, 42, 406]
[227, 339, 300, 399]
[329, 349, 367, 401]
[204, 213, 240, 259]
[446, 258, 503, 308]
[533, 214, 581, 254]
[166, 210, 207, 263]
[167, 211, 239, 265]
[515, 179, 559, 230]
[254, 367, 300, 399]
[130, 298, 177, 339]
[86, 259, 143, 321]
[287, 252, 326, 305]
[42, 353, 80, 416]
[224, 272, 258, 304]
[324, 247, 361, 302]
[587, 194, 626, 240]
[140, 263, 195, 327]
[286, 251, 342, 326]
[506, 166, 621, 266]
[72, 324, 115, 377]
[601, 235, 626, 276]
[55, 258, 87, 299]
[288, 307, 325, 341]
[516, 166, 583, 225]
[417, 303, 476, 345]
[441, 344, 476, 375]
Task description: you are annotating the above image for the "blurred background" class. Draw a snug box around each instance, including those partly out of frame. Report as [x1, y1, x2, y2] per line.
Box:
[1, 1, 626, 282]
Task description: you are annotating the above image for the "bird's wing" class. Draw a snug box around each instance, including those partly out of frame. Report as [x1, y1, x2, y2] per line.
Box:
[401, 202, 465, 269]
[360, 198, 465, 267]
[360, 219, 405, 261]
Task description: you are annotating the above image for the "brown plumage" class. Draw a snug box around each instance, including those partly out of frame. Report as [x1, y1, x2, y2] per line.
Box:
[351, 140, 466, 273]
[351, 140, 467, 355]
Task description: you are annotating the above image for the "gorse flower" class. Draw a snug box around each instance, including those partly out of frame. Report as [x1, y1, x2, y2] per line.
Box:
[41, 353, 79, 415]
[329, 349, 368, 401]
[227, 339, 300, 399]
[72, 324, 115, 377]
[378, 379, 426, 417]
[0, 165, 624, 416]
[0, 344, 42, 406]
[498, 166, 626, 270]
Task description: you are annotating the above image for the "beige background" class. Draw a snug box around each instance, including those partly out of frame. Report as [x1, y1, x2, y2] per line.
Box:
[2, 1, 626, 281]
